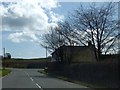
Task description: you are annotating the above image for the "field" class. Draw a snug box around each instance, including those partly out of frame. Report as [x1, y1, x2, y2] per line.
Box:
[2, 58, 50, 68]
[0, 69, 11, 77]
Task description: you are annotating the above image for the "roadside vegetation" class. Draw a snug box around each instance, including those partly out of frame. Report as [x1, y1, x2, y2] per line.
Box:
[0, 69, 11, 77]
[39, 60, 119, 88]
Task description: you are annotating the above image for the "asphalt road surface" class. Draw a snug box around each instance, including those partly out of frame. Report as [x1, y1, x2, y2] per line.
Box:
[2, 68, 87, 89]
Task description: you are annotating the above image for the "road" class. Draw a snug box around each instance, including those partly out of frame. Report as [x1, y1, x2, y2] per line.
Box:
[2, 68, 87, 89]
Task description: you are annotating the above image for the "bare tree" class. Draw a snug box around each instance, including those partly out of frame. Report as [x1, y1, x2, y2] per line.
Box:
[41, 21, 75, 63]
[57, 21, 77, 46]
[41, 21, 76, 51]
[71, 2, 118, 61]
[41, 27, 65, 53]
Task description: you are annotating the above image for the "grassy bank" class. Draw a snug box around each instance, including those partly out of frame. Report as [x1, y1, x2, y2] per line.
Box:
[0, 69, 11, 77]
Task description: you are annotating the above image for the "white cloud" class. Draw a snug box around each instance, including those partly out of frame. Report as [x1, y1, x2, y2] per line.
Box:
[50, 11, 64, 23]
[9, 29, 40, 43]
[1, 0, 64, 44]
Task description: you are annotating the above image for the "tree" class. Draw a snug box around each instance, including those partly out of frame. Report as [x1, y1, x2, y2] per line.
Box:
[71, 2, 118, 61]
[57, 21, 77, 46]
[42, 2, 119, 61]
[41, 21, 76, 52]
[41, 22, 75, 63]
[41, 27, 65, 53]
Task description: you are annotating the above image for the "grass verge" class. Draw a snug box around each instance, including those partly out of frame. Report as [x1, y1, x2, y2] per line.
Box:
[0, 69, 11, 77]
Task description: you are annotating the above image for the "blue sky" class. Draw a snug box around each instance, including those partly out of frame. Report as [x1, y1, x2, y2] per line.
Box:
[0, 1, 82, 59]
[0, 0, 119, 59]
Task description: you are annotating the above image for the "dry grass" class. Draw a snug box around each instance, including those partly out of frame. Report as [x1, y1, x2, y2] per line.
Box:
[0, 69, 11, 77]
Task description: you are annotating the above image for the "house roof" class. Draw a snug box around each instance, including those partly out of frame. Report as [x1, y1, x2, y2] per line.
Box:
[51, 45, 91, 55]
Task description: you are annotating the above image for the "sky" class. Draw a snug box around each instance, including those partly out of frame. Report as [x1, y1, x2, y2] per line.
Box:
[0, 0, 119, 59]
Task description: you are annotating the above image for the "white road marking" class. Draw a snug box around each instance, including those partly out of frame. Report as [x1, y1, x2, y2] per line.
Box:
[36, 83, 43, 90]
[24, 70, 43, 90]
[30, 77, 34, 81]
[26, 72, 30, 77]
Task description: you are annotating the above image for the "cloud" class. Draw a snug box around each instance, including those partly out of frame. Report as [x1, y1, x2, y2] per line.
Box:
[8, 29, 39, 43]
[1, 0, 64, 44]
[50, 11, 64, 23]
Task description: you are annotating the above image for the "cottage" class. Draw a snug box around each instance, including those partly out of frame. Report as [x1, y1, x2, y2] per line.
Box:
[52, 42, 96, 63]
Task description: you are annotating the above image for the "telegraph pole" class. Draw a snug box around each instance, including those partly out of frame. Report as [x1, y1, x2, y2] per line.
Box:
[46, 46, 47, 58]
[3, 48, 5, 69]
[3, 48, 5, 59]
[45, 46, 48, 71]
